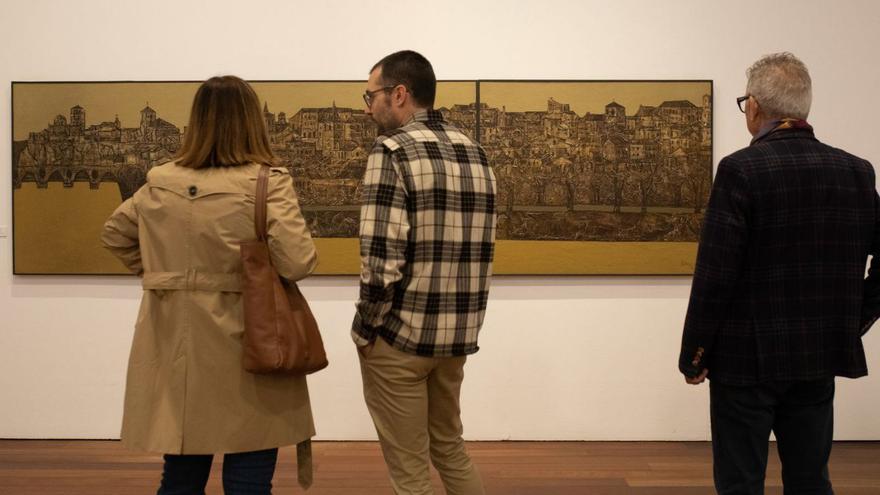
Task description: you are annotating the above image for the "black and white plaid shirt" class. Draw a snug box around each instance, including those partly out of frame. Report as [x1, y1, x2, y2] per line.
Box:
[352, 109, 497, 357]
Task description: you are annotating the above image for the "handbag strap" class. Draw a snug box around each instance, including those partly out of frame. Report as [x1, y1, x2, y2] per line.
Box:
[255, 165, 270, 241]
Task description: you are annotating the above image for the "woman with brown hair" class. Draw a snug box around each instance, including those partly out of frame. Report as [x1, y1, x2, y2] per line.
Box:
[102, 75, 318, 494]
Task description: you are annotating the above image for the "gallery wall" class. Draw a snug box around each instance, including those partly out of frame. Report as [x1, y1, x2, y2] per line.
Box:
[1, 0, 879, 440]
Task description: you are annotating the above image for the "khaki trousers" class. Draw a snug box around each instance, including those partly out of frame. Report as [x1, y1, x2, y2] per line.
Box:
[358, 338, 485, 495]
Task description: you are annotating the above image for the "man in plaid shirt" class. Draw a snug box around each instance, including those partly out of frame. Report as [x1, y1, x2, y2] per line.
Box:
[680, 52, 879, 494]
[352, 50, 496, 494]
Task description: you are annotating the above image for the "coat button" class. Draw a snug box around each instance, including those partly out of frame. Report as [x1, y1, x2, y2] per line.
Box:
[188, 186, 198, 196]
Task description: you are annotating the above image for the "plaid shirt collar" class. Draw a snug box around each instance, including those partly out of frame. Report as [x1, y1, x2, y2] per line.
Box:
[402, 109, 446, 126]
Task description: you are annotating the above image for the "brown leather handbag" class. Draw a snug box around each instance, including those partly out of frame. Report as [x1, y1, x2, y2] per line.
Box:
[240, 165, 328, 375]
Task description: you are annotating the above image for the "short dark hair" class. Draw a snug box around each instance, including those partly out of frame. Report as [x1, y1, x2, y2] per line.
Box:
[371, 50, 436, 108]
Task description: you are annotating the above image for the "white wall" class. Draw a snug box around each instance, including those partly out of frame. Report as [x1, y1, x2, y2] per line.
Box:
[1, 0, 879, 441]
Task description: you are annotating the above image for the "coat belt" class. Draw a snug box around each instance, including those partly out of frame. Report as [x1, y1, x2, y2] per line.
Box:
[142, 270, 242, 292]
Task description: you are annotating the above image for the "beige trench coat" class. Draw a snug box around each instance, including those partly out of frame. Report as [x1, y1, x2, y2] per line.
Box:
[102, 162, 318, 455]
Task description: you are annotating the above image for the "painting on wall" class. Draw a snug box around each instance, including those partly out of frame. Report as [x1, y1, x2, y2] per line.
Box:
[482, 80, 713, 274]
[11, 79, 711, 275]
[11, 81, 477, 275]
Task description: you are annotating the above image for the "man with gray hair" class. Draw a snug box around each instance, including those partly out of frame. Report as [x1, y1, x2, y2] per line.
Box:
[679, 52, 880, 494]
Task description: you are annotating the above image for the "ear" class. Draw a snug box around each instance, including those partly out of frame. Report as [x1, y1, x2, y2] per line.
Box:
[747, 96, 761, 120]
[391, 85, 407, 107]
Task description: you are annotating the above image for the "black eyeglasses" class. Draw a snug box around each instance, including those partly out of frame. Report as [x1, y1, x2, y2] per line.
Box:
[736, 95, 751, 113]
[363, 86, 397, 107]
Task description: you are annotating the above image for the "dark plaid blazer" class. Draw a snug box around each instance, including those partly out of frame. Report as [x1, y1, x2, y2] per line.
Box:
[352, 110, 497, 357]
[680, 127, 880, 385]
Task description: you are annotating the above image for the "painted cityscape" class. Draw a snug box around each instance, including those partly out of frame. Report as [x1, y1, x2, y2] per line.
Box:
[480, 81, 712, 243]
[12, 82, 476, 242]
[262, 98, 477, 238]
[11, 80, 711, 275]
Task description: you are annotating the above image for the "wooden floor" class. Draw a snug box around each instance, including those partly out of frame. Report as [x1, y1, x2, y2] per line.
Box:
[0, 441, 878, 494]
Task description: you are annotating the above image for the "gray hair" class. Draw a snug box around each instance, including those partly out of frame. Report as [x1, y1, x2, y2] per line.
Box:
[746, 52, 812, 120]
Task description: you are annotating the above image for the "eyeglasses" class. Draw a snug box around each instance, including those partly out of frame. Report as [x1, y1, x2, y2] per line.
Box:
[736, 95, 751, 113]
[363, 86, 397, 107]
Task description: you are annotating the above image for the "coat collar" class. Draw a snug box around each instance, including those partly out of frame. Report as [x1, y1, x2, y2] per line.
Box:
[751, 119, 816, 145]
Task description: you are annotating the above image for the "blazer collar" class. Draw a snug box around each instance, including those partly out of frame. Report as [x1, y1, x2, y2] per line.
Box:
[752, 123, 817, 145]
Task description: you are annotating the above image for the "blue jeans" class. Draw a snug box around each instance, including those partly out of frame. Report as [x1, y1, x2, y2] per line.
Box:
[157, 448, 278, 495]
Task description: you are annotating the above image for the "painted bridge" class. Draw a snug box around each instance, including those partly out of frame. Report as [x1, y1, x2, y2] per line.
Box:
[13, 163, 148, 201]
